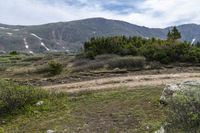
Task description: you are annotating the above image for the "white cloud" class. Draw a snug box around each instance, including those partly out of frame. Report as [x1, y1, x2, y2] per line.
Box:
[0, 0, 200, 28]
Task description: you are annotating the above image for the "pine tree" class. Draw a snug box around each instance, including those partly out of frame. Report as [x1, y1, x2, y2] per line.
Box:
[167, 26, 181, 42]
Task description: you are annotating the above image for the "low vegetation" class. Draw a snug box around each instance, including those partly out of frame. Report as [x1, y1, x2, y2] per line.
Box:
[107, 56, 146, 69]
[0, 85, 165, 133]
[0, 80, 48, 114]
[72, 55, 146, 72]
[9, 51, 18, 56]
[166, 87, 200, 132]
[84, 28, 200, 64]
[48, 60, 63, 75]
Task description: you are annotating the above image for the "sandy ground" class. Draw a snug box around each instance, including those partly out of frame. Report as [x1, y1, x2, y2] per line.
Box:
[42, 73, 200, 93]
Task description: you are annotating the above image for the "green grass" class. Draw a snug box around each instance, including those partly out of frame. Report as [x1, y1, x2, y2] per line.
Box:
[0, 86, 166, 133]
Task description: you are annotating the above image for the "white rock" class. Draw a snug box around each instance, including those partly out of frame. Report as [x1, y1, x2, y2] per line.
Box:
[46, 130, 55, 133]
[36, 101, 44, 106]
[154, 126, 165, 133]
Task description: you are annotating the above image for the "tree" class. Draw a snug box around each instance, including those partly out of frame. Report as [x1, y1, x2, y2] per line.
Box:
[167, 26, 181, 42]
[9, 51, 18, 55]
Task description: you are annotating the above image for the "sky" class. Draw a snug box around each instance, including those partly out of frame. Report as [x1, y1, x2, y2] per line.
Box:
[0, 0, 199, 28]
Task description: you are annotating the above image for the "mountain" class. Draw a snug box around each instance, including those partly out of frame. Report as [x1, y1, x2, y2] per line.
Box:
[0, 18, 199, 54]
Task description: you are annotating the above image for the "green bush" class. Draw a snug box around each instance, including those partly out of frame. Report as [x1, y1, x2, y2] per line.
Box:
[166, 88, 200, 132]
[0, 80, 48, 114]
[84, 36, 200, 64]
[72, 56, 146, 72]
[107, 56, 146, 69]
[48, 61, 63, 75]
[9, 51, 18, 55]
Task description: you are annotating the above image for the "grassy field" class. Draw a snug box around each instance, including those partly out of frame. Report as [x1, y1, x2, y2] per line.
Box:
[1, 52, 199, 132]
[0, 86, 165, 133]
[1, 52, 200, 88]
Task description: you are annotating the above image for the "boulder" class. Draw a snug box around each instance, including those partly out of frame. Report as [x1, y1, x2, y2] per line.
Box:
[160, 80, 200, 104]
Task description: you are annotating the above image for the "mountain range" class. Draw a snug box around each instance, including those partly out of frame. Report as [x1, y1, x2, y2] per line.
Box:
[0, 18, 200, 54]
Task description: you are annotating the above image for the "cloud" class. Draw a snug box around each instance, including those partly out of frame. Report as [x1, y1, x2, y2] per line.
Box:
[0, 0, 200, 28]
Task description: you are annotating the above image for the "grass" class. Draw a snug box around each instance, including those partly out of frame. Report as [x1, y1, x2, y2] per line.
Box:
[0, 86, 166, 133]
[72, 55, 146, 72]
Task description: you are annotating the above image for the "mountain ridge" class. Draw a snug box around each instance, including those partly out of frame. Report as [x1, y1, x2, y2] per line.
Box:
[0, 17, 199, 53]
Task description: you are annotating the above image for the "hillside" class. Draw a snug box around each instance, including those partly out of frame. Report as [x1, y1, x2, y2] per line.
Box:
[0, 18, 200, 53]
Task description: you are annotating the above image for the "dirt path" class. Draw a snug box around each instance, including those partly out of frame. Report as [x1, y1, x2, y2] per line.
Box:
[42, 73, 200, 93]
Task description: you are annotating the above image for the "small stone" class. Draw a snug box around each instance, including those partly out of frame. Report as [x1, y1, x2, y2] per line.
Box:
[154, 126, 165, 133]
[146, 125, 150, 130]
[36, 101, 44, 106]
[47, 130, 55, 133]
[113, 68, 120, 71]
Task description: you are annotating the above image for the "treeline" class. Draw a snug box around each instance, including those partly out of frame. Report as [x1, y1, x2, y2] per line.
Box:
[84, 36, 200, 64]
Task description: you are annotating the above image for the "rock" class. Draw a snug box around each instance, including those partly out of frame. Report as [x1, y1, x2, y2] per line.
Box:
[35, 101, 44, 106]
[113, 68, 120, 71]
[46, 130, 55, 133]
[160, 80, 200, 104]
[146, 125, 150, 130]
[154, 126, 165, 133]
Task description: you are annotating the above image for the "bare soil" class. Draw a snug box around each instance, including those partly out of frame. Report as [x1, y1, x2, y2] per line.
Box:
[43, 72, 200, 93]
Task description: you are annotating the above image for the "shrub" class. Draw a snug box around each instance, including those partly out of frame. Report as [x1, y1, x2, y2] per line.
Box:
[0, 80, 48, 114]
[72, 61, 105, 72]
[107, 56, 146, 69]
[72, 57, 91, 67]
[84, 36, 200, 64]
[95, 54, 120, 61]
[48, 61, 63, 75]
[9, 51, 18, 55]
[166, 87, 200, 132]
[22, 56, 43, 62]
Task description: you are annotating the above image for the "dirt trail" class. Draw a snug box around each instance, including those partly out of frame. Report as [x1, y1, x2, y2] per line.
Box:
[42, 73, 200, 93]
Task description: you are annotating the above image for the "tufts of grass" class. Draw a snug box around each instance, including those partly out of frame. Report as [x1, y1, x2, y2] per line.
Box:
[0, 80, 49, 114]
[22, 56, 43, 62]
[0, 86, 166, 133]
[72, 55, 146, 72]
[107, 56, 146, 69]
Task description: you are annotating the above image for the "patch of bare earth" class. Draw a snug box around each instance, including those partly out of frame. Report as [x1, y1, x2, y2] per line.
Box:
[43, 73, 200, 93]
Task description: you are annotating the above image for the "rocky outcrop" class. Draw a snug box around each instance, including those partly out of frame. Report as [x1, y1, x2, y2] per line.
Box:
[160, 80, 200, 104]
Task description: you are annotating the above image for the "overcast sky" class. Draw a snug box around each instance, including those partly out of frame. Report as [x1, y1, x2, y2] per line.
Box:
[0, 0, 199, 28]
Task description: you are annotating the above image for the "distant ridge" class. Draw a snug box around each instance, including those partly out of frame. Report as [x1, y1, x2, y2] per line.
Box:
[0, 18, 200, 53]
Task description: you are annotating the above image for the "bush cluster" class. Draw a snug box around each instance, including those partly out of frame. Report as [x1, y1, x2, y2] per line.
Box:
[48, 61, 63, 75]
[9, 51, 18, 55]
[166, 88, 200, 132]
[84, 36, 200, 64]
[72, 55, 146, 72]
[0, 80, 48, 114]
[107, 56, 146, 69]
